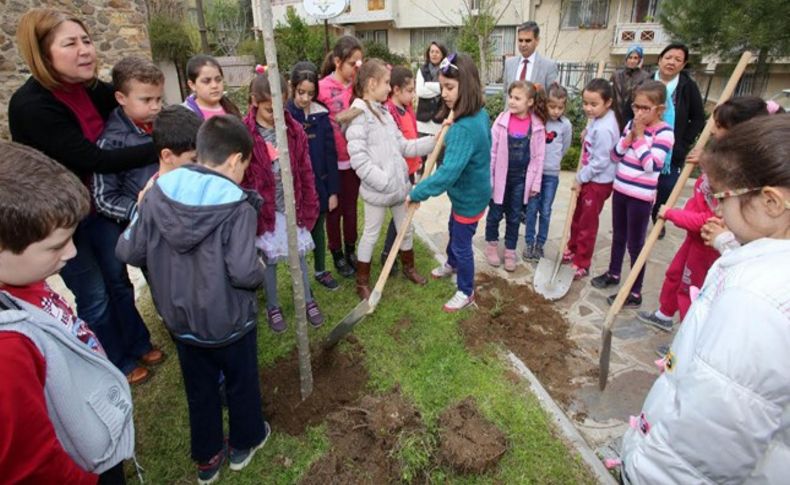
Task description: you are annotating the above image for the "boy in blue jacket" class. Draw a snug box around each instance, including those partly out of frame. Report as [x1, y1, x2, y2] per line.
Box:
[116, 115, 269, 484]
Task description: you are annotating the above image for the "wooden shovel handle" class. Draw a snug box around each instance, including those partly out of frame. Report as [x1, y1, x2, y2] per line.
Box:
[602, 51, 754, 331]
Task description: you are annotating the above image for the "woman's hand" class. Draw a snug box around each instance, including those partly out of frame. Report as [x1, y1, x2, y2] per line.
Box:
[328, 194, 338, 212]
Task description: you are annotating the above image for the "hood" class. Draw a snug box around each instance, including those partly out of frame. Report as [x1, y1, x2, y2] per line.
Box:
[717, 238, 790, 269]
[148, 164, 248, 253]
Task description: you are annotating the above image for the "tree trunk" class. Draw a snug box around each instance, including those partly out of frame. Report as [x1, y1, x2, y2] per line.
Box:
[194, 0, 210, 53]
[478, 32, 487, 85]
[257, 0, 314, 400]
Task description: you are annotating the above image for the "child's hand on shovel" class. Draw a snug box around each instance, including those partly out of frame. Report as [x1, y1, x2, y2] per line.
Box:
[406, 195, 420, 209]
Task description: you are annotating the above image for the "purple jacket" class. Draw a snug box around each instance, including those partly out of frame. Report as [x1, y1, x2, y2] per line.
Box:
[490, 111, 546, 204]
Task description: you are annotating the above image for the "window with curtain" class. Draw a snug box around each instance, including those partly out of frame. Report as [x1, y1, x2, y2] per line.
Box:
[562, 0, 610, 29]
[368, 0, 385, 10]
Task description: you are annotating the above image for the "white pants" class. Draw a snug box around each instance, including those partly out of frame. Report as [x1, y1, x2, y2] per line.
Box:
[357, 201, 413, 263]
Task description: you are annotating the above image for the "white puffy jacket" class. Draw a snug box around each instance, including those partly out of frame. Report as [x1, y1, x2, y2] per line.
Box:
[622, 238, 790, 484]
[344, 98, 434, 207]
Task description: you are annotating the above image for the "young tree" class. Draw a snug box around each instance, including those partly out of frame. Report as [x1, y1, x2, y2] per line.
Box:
[660, 0, 790, 94]
[457, 0, 513, 84]
[206, 0, 251, 56]
[274, 7, 330, 69]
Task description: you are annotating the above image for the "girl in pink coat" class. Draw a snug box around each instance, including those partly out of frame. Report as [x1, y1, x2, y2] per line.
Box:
[484, 81, 547, 271]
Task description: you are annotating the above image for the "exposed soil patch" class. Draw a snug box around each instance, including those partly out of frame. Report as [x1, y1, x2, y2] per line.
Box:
[437, 397, 508, 474]
[300, 390, 423, 485]
[261, 335, 369, 435]
[390, 317, 413, 343]
[460, 274, 591, 406]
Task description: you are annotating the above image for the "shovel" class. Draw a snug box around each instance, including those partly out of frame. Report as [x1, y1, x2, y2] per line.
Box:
[324, 112, 454, 349]
[598, 51, 753, 390]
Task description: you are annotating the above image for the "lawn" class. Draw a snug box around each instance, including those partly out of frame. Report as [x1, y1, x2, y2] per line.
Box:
[129, 233, 597, 484]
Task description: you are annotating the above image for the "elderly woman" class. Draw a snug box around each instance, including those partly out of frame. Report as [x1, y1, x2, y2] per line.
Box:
[415, 41, 448, 136]
[8, 8, 162, 385]
[651, 42, 705, 238]
[611, 45, 651, 130]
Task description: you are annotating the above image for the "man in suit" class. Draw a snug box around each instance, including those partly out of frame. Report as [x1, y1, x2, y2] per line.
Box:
[503, 21, 558, 90]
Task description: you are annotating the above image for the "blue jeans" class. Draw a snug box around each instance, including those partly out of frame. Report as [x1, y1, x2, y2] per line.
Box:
[524, 174, 560, 247]
[484, 176, 525, 250]
[174, 327, 267, 462]
[446, 214, 478, 297]
[60, 214, 152, 374]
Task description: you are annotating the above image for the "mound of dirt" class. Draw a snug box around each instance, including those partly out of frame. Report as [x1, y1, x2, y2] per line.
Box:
[438, 397, 507, 474]
[261, 335, 368, 435]
[300, 391, 423, 485]
[460, 274, 588, 406]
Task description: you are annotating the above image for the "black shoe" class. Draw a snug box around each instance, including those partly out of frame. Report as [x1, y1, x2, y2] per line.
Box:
[332, 250, 355, 278]
[607, 292, 642, 308]
[345, 245, 357, 271]
[380, 251, 399, 275]
[591, 272, 620, 289]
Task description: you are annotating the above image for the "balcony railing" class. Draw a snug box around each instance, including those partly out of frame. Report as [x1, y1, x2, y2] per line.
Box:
[612, 22, 671, 54]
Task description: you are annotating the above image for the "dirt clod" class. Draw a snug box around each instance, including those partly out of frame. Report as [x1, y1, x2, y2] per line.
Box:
[437, 397, 507, 474]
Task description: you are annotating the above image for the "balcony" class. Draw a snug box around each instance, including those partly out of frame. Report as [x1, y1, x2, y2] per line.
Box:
[611, 22, 671, 55]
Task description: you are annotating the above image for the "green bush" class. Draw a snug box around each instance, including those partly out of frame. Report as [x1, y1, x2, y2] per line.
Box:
[561, 145, 581, 171]
[363, 40, 408, 66]
[274, 7, 330, 71]
[484, 90, 504, 123]
[559, 94, 587, 171]
[237, 38, 266, 65]
[148, 15, 194, 67]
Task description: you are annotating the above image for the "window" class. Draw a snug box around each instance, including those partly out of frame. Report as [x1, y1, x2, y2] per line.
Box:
[357, 29, 388, 46]
[409, 28, 456, 60]
[368, 0, 385, 10]
[562, 0, 610, 29]
[631, 0, 662, 22]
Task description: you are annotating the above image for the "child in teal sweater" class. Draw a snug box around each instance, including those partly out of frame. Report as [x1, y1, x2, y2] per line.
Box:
[409, 53, 492, 312]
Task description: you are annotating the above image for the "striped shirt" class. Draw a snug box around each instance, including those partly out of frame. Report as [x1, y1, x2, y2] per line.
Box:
[612, 120, 674, 202]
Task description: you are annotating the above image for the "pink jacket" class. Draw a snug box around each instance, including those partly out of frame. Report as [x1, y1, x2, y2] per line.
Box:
[490, 111, 546, 204]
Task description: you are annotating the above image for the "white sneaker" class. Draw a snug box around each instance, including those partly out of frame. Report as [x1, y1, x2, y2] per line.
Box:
[442, 291, 474, 312]
[431, 263, 456, 279]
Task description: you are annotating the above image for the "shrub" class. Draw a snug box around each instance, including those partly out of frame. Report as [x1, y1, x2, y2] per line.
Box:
[363, 40, 408, 66]
[484, 90, 504, 123]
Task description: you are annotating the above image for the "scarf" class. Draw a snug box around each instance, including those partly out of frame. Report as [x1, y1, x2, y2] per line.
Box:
[428, 63, 440, 81]
[656, 71, 679, 174]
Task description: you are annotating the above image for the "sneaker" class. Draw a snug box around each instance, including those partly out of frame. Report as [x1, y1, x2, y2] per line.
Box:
[305, 300, 324, 328]
[315, 271, 340, 291]
[637, 311, 673, 332]
[332, 251, 355, 278]
[442, 291, 475, 313]
[591, 272, 620, 289]
[485, 242, 501, 267]
[607, 292, 642, 308]
[197, 446, 226, 485]
[267, 306, 286, 333]
[562, 249, 575, 264]
[655, 344, 670, 358]
[533, 245, 544, 260]
[229, 421, 271, 471]
[503, 249, 517, 272]
[572, 265, 588, 280]
[431, 263, 456, 279]
[522, 244, 535, 261]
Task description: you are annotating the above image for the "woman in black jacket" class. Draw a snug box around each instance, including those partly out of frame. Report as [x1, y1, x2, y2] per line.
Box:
[415, 41, 448, 136]
[651, 43, 706, 236]
[8, 8, 162, 386]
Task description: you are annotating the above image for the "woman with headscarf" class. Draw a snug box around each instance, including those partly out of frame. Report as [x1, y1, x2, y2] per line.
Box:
[611, 45, 651, 130]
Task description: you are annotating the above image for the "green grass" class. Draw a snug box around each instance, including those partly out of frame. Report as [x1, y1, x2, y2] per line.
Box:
[130, 232, 596, 484]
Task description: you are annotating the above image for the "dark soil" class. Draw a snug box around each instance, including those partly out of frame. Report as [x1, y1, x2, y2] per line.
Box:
[261, 335, 369, 435]
[460, 274, 589, 406]
[437, 397, 508, 474]
[300, 390, 424, 485]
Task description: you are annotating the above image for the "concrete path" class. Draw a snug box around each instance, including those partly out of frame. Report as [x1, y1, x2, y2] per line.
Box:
[412, 170, 694, 450]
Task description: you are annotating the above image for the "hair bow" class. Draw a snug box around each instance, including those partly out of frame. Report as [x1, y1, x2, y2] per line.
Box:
[255, 64, 267, 74]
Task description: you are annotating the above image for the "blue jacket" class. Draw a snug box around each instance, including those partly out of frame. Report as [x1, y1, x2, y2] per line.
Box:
[93, 108, 158, 221]
[286, 100, 339, 212]
[410, 109, 492, 217]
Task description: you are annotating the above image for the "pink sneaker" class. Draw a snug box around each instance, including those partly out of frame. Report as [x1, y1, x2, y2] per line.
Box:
[503, 249, 517, 272]
[485, 242, 501, 267]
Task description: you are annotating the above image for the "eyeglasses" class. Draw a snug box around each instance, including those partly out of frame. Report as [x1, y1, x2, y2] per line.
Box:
[439, 53, 459, 74]
[631, 103, 656, 113]
[711, 187, 790, 209]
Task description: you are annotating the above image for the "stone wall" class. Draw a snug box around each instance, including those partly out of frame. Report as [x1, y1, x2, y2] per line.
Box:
[1, 0, 152, 140]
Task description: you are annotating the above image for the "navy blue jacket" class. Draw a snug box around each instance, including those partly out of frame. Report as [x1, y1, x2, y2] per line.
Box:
[286, 100, 339, 212]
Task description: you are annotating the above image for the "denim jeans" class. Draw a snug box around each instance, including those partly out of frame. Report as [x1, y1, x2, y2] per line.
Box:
[484, 176, 525, 250]
[174, 327, 267, 462]
[524, 174, 560, 247]
[446, 214, 478, 297]
[60, 214, 152, 374]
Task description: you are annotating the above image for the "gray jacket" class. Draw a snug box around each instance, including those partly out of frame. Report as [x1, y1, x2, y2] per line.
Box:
[116, 164, 265, 347]
[0, 291, 135, 474]
[344, 98, 434, 207]
[503, 52, 558, 89]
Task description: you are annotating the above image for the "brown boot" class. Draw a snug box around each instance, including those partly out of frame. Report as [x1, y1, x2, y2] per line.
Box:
[356, 261, 372, 300]
[400, 250, 427, 285]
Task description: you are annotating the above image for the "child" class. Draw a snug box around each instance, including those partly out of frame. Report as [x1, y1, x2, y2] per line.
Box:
[243, 70, 322, 333]
[640, 96, 772, 330]
[408, 53, 492, 312]
[339, 59, 435, 300]
[90, 56, 165, 384]
[524, 83, 573, 261]
[564, 78, 620, 279]
[591, 81, 675, 308]
[152, 105, 202, 177]
[318, 36, 364, 278]
[116, 116, 270, 484]
[619, 114, 790, 484]
[0, 141, 134, 483]
[183, 54, 242, 120]
[286, 61, 340, 291]
[485, 80, 547, 272]
[381, 65, 421, 273]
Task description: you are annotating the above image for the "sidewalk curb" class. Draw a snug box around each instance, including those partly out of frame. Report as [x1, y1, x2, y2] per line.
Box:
[506, 352, 617, 485]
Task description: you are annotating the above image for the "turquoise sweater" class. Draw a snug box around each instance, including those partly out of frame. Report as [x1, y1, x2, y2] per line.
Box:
[410, 109, 492, 217]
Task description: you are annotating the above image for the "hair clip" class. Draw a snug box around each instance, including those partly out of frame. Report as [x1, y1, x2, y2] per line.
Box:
[255, 64, 267, 74]
[766, 100, 781, 114]
[355, 59, 363, 68]
[439, 53, 459, 74]
[386, 63, 392, 71]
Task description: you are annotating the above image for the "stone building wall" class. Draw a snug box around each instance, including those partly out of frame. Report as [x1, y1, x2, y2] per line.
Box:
[1, 0, 152, 140]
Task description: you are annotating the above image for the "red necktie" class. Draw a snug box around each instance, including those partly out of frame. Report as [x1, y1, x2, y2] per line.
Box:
[519, 58, 528, 80]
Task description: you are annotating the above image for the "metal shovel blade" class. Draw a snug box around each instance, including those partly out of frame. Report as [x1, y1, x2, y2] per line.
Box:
[533, 257, 574, 300]
[324, 298, 372, 349]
